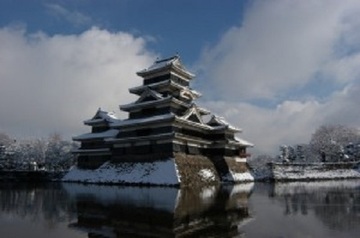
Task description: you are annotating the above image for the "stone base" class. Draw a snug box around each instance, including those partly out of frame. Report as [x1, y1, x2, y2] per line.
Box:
[65, 153, 253, 186]
[174, 153, 220, 187]
[174, 153, 254, 187]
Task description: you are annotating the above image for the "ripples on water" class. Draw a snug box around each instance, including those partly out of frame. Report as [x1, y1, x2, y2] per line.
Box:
[0, 180, 359, 237]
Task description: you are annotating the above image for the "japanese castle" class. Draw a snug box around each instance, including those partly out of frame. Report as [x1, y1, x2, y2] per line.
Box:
[71, 55, 254, 186]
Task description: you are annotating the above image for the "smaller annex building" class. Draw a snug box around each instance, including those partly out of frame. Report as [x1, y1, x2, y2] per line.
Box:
[68, 56, 254, 186]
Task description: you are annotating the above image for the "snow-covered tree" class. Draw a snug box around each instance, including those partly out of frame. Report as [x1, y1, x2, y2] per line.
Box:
[296, 145, 305, 162]
[8, 138, 47, 170]
[45, 133, 76, 171]
[288, 146, 296, 162]
[309, 124, 360, 162]
[248, 154, 279, 179]
[279, 145, 298, 162]
[0, 132, 77, 171]
[0, 132, 14, 147]
[279, 145, 289, 162]
[278, 143, 316, 163]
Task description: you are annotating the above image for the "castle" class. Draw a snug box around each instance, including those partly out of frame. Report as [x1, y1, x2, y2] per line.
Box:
[70, 55, 254, 186]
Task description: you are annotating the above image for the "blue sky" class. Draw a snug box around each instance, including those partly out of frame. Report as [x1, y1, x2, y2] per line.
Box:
[1, 0, 360, 155]
[0, 0, 248, 64]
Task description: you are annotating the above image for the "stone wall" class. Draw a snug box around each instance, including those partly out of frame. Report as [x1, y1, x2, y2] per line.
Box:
[223, 157, 250, 173]
[271, 161, 360, 181]
[174, 153, 220, 187]
[173, 153, 252, 187]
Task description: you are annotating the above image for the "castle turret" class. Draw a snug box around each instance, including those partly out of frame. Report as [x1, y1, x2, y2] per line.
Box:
[72, 108, 119, 168]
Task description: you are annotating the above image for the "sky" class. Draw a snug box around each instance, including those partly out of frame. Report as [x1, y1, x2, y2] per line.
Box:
[1, 0, 360, 155]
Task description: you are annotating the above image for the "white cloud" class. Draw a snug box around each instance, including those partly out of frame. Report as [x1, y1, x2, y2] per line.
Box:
[197, 0, 360, 101]
[45, 3, 92, 27]
[197, 0, 360, 155]
[201, 100, 319, 155]
[201, 83, 360, 155]
[0, 27, 156, 139]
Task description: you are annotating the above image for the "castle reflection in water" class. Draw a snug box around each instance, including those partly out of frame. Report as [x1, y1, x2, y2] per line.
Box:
[0, 182, 253, 237]
[1, 181, 360, 237]
[65, 184, 253, 237]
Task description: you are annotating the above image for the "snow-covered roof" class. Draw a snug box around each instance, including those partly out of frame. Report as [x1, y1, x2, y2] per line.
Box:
[197, 106, 211, 115]
[180, 105, 209, 124]
[137, 55, 195, 78]
[72, 148, 111, 154]
[129, 80, 169, 94]
[181, 106, 204, 124]
[84, 108, 119, 126]
[120, 96, 172, 111]
[106, 132, 174, 143]
[179, 87, 201, 100]
[120, 96, 192, 112]
[73, 129, 119, 141]
[175, 116, 213, 130]
[129, 79, 201, 99]
[174, 133, 213, 145]
[168, 79, 201, 98]
[207, 115, 242, 132]
[235, 136, 254, 147]
[135, 88, 164, 103]
[111, 113, 175, 128]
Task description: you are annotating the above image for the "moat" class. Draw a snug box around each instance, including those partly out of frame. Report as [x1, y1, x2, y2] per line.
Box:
[0, 180, 359, 237]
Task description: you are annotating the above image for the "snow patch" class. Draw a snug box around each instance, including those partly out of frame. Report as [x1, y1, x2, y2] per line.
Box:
[199, 186, 217, 201]
[235, 157, 247, 163]
[230, 183, 255, 196]
[223, 170, 255, 183]
[62, 159, 180, 186]
[198, 169, 216, 182]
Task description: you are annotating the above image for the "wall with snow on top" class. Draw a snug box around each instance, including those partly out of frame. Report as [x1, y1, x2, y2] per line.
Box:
[272, 162, 360, 181]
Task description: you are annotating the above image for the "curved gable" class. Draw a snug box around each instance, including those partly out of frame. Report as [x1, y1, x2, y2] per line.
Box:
[136, 88, 164, 103]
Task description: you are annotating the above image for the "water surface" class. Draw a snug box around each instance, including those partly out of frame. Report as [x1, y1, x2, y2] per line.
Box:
[0, 181, 359, 237]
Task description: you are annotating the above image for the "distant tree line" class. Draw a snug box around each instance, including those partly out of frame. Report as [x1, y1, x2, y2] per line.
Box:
[248, 124, 360, 177]
[279, 124, 360, 163]
[0, 132, 77, 171]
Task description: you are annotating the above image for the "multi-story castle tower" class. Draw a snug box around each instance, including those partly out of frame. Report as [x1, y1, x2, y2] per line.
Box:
[71, 56, 254, 186]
